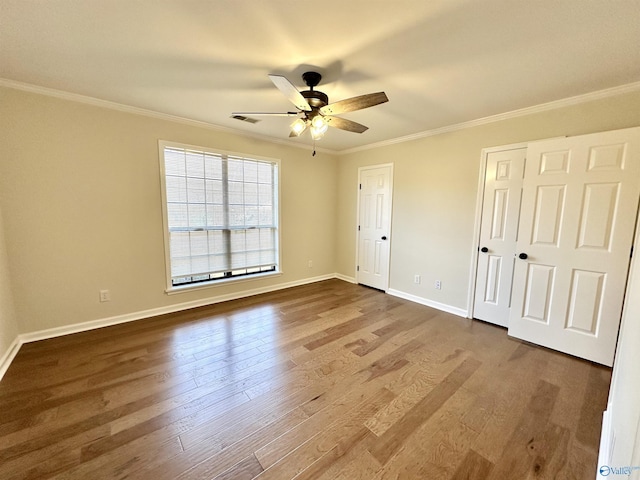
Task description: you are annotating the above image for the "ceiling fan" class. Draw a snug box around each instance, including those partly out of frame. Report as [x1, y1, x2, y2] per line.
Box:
[232, 71, 389, 141]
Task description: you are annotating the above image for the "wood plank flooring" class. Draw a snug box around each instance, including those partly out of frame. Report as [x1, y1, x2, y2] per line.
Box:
[0, 279, 610, 479]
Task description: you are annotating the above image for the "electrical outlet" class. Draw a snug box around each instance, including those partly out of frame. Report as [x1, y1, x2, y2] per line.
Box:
[435, 280, 442, 290]
[99, 289, 111, 302]
[308, 260, 313, 268]
[414, 274, 421, 284]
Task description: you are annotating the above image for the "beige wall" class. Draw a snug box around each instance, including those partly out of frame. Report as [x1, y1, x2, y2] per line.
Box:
[2, 82, 640, 462]
[0, 87, 338, 333]
[337, 90, 640, 312]
[0, 206, 20, 364]
[2, 84, 640, 342]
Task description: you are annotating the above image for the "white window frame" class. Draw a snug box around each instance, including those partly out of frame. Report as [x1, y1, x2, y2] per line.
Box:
[158, 140, 281, 293]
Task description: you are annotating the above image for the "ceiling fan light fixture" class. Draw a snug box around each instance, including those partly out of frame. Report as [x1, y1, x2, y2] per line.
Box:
[290, 118, 307, 136]
[310, 127, 324, 140]
[311, 115, 326, 129]
[310, 115, 328, 140]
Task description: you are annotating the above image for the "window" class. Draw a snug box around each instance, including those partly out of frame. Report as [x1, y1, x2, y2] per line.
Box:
[159, 142, 279, 290]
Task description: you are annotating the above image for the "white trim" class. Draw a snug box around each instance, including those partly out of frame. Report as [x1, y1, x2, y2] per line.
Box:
[3, 78, 639, 156]
[597, 406, 614, 477]
[335, 273, 357, 284]
[1, 273, 338, 381]
[339, 81, 640, 155]
[355, 163, 394, 291]
[158, 139, 282, 165]
[598, 200, 640, 471]
[0, 336, 22, 382]
[157, 141, 282, 293]
[166, 271, 282, 295]
[1, 274, 474, 381]
[387, 289, 468, 318]
[0, 78, 333, 155]
[20, 281, 466, 346]
[18, 274, 337, 345]
[466, 143, 529, 318]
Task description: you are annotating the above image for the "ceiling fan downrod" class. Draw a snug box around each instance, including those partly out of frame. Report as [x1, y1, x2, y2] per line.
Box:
[301, 72, 328, 109]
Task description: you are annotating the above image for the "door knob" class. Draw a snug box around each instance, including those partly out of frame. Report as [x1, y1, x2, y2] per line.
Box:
[518, 253, 528, 260]
[480, 247, 488, 253]
[381, 236, 387, 240]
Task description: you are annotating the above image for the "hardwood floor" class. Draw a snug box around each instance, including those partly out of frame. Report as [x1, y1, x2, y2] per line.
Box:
[0, 279, 610, 479]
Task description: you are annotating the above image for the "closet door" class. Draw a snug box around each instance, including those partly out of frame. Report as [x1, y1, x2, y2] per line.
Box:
[474, 148, 526, 326]
[357, 164, 393, 291]
[508, 127, 640, 366]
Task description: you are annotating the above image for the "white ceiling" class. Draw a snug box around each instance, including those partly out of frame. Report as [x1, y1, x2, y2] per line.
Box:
[2, 0, 640, 152]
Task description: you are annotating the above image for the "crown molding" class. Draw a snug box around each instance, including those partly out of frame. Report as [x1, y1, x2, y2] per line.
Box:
[0, 78, 335, 155]
[340, 81, 640, 155]
[3, 77, 639, 156]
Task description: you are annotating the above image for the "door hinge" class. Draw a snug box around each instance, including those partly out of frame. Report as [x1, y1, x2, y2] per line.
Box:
[358, 225, 361, 231]
[631, 246, 634, 258]
[357, 265, 360, 271]
[359, 183, 362, 190]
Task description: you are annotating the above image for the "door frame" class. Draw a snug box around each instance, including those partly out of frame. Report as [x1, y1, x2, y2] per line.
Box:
[355, 163, 394, 291]
[466, 142, 528, 319]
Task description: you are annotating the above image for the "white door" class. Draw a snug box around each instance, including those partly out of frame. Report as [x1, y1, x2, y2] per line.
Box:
[357, 165, 393, 291]
[474, 148, 526, 326]
[508, 127, 640, 366]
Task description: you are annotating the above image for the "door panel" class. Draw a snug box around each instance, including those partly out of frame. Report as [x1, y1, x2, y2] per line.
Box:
[508, 127, 640, 366]
[357, 165, 393, 291]
[490, 188, 508, 239]
[522, 263, 555, 323]
[361, 239, 371, 272]
[484, 255, 502, 303]
[473, 148, 526, 326]
[565, 269, 604, 334]
[539, 150, 570, 174]
[577, 182, 618, 250]
[531, 185, 565, 246]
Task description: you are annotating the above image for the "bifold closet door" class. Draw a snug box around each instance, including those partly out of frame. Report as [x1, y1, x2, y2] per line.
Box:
[474, 148, 526, 327]
[508, 127, 640, 366]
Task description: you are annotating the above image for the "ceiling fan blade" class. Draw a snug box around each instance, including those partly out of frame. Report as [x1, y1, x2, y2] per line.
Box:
[268, 74, 312, 112]
[324, 116, 368, 133]
[231, 112, 299, 116]
[319, 92, 388, 115]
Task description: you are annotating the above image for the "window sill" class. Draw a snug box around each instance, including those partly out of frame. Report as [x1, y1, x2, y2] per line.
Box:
[165, 270, 282, 295]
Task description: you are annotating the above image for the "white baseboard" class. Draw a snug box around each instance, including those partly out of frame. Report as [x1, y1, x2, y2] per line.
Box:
[0, 336, 22, 382]
[1, 276, 469, 382]
[19, 273, 337, 345]
[387, 289, 468, 318]
[597, 406, 614, 478]
[1, 273, 339, 381]
[335, 273, 356, 284]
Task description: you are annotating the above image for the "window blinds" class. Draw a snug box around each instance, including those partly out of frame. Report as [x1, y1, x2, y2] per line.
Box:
[163, 146, 278, 286]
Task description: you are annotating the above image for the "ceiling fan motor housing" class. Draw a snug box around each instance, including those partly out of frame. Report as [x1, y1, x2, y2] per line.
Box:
[301, 90, 328, 109]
